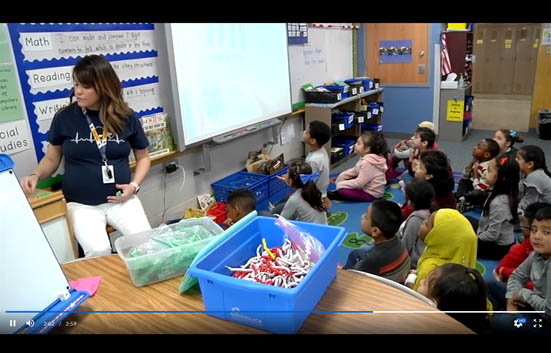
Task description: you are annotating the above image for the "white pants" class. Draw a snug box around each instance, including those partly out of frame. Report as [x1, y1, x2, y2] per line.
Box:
[67, 195, 152, 258]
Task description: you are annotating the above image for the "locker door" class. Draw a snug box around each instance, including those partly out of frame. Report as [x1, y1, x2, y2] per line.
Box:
[496, 25, 516, 94]
[512, 24, 539, 95]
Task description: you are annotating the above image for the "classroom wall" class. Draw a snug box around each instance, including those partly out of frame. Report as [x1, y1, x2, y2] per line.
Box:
[359, 23, 441, 134]
[5, 23, 306, 228]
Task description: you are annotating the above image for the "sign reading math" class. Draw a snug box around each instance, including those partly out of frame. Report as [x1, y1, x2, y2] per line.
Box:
[446, 99, 464, 122]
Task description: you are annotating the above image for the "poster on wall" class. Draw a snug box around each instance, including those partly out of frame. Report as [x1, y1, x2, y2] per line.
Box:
[379, 40, 412, 63]
[6, 23, 164, 161]
[0, 23, 31, 155]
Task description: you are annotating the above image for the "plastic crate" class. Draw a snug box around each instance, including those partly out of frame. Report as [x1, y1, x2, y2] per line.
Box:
[332, 112, 355, 131]
[115, 218, 223, 287]
[212, 171, 269, 204]
[344, 79, 364, 95]
[188, 216, 346, 333]
[361, 123, 383, 133]
[322, 84, 349, 99]
[332, 137, 356, 156]
[303, 88, 342, 104]
[268, 166, 293, 197]
[348, 77, 373, 91]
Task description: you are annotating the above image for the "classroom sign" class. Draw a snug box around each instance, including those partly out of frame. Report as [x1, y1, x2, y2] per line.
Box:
[446, 99, 464, 122]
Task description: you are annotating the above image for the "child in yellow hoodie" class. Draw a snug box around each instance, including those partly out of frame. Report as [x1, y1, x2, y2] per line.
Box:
[412, 208, 478, 291]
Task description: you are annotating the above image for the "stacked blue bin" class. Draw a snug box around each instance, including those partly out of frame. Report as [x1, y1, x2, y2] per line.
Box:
[331, 137, 356, 157]
[211, 171, 269, 206]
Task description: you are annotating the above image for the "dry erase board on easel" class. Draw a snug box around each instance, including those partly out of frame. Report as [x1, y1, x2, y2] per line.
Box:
[0, 157, 71, 334]
[288, 25, 354, 109]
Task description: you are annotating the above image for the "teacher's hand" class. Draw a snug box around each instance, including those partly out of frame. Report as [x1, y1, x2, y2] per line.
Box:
[106, 184, 135, 203]
[21, 174, 40, 194]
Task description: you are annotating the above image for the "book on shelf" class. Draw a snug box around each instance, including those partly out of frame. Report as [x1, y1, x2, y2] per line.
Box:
[130, 112, 176, 162]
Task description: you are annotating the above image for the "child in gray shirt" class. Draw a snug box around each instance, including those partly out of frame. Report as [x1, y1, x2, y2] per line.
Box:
[280, 158, 327, 224]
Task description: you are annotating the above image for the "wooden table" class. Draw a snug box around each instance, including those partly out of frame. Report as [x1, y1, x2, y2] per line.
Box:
[28, 189, 77, 262]
[52, 255, 473, 334]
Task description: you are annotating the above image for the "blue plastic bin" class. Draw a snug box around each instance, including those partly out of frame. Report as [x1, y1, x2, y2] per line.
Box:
[332, 137, 356, 156]
[322, 84, 348, 99]
[361, 123, 383, 133]
[332, 112, 355, 131]
[188, 216, 346, 334]
[211, 171, 269, 204]
[347, 77, 373, 91]
[268, 166, 293, 197]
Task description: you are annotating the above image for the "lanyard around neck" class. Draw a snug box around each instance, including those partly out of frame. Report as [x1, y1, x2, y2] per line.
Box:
[82, 107, 108, 163]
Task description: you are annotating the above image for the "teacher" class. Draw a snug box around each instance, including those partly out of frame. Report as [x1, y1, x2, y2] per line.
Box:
[21, 55, 152, 257]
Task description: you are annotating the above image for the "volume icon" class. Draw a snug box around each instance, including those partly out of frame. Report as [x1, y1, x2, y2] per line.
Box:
[26, 320, 34, 327]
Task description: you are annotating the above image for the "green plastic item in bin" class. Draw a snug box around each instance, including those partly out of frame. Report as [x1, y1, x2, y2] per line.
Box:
[179, 210, 258, 292]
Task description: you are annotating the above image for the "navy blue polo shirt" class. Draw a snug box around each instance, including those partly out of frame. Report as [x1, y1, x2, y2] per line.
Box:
[48, 103, 149, 205]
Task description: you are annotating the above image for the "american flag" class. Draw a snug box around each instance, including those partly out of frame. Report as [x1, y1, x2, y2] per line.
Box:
[441, 33, 452, 76]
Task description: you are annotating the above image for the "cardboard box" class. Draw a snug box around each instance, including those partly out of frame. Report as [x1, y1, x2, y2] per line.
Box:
[246, 151, 285, 175]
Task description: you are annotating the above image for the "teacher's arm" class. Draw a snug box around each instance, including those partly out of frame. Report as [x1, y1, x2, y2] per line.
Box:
[20, 144, 63, 194]
[131, 148, 151, 187]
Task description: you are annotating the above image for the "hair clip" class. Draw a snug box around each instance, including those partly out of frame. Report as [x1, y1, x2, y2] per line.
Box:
[467, 272, 477, 281]
[499, 156, 509, 166]
[510, 130, 517, 138]
[299, 172, 320, 184]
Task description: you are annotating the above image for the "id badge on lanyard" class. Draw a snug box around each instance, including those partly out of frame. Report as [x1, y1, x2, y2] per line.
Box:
[83, 108, 114, 184]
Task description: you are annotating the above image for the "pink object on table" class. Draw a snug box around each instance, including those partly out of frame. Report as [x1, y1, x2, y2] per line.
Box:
[69, 276, 102, 296]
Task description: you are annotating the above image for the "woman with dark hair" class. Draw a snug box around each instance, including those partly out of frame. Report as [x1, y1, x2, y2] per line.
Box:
[21, 55, 151, 257]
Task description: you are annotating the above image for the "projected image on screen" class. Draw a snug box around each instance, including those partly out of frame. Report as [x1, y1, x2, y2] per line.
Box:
[167, 23, 292, 146]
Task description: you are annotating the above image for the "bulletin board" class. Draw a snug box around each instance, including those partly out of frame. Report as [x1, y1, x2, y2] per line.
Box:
[6, 23, 165, 162]
[288, 25, 354, 109]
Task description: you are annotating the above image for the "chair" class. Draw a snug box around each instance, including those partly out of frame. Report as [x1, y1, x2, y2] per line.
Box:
[348, 269, 437, 308]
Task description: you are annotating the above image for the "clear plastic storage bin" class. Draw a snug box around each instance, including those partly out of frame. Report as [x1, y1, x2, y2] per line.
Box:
[115, 217, 223, 287]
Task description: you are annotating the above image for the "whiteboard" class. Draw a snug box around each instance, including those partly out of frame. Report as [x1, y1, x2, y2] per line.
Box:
[288, 27, 354, 105]
[0, 168, 70, 334]
[165, 23, 292, 147]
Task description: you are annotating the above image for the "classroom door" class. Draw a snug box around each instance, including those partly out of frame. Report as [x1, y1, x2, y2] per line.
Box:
[365, 23, 429, 84]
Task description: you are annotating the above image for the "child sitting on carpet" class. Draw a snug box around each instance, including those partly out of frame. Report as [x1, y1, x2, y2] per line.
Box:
[328, 132, 388, 202]
[490, 206, 551, 333]
[390, 121, 437, 171]
[493, 128, 523, 161]
[397, 178, 434, 269]
[411, 209, 478, 291]
[474, 155, 519, 260]
[222, 189, 256, 228]
[456, 138, 500, 208]
[516, 145, 551, 218]
[417, 263, 489, 333]
[279, 158, 327, 225]
[487, 202, 551, 311]
[406, 150, 456, 220]
[343, 200, 410, 283]
[408, 126, 436, 177]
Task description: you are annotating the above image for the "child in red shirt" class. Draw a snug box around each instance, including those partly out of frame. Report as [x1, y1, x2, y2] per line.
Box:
[493, 202, 551, 289]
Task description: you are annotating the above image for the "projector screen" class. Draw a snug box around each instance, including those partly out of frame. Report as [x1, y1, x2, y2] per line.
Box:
[165, 23, 292, 147]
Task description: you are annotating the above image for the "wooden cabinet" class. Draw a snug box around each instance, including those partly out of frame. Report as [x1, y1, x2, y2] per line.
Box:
[305, 88, 384, 168]
[28, 189, 77, 263]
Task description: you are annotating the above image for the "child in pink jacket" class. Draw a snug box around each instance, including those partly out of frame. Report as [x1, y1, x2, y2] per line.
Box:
[328, 132, 389, 202]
